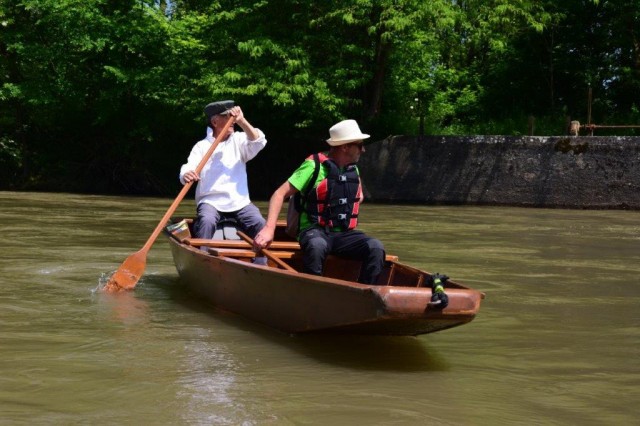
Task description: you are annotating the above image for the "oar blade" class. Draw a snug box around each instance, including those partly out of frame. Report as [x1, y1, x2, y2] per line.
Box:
[104, 249, 147, 292]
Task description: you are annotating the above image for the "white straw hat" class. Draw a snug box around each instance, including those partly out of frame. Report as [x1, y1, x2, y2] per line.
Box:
[326, 119, 370, 146]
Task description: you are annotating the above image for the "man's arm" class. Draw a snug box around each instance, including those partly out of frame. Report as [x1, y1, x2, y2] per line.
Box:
[229, 106, 261, 141]
[253, 181, 298, 249]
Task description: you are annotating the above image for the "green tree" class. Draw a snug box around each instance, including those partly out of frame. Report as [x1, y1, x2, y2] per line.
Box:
[1, 0, 195, 192]
[474, 0, 640, 135]
[1, 0, 635, 195]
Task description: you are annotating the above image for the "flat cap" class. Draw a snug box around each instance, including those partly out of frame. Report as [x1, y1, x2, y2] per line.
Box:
[204, 100, 234, 118]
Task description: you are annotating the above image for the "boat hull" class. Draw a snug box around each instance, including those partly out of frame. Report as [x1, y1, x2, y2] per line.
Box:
[167, 236, 483, 336]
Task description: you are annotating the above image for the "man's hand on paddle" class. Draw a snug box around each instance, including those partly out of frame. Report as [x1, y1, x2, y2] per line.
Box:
[253, 181, 298, 251]
[253, 226, 274, 250]
[183, 170, 200, 183]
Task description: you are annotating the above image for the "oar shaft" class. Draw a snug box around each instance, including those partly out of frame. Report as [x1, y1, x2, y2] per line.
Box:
[237, 231, 296, 272]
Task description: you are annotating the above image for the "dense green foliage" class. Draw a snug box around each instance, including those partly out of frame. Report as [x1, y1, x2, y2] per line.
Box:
[1, 0, 637, 195]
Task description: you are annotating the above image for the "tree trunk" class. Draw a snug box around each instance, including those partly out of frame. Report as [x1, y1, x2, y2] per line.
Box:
[364, 31, 391, 122]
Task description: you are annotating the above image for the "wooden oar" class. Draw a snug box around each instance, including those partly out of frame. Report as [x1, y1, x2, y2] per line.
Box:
[237, 231, 297, 272]
[104, 115, 236, 292]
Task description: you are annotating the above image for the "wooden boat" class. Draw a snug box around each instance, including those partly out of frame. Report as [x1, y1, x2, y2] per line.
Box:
[163, 218, 484, 336]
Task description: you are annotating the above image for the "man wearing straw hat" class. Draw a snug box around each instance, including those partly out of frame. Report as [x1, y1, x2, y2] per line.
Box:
[253, 119, 385, 284]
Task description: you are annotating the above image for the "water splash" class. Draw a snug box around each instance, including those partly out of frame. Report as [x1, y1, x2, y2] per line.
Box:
[94, 271, 115, 293]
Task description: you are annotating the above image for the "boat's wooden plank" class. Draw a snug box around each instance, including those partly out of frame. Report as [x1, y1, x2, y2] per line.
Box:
[208, 248, 257, 257]
[170, 217, 284, 226]
[209, 248, 299, 259]
[186, 238, 301, 250]
[207, 246, 398, 263]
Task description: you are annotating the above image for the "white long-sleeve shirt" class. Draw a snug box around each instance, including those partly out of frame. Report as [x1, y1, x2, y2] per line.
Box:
[179, 127, 267, 212]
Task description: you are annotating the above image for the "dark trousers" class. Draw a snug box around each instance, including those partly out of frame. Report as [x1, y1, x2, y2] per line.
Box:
[194, 203, 265, 239]
[299, 227, 385, 284]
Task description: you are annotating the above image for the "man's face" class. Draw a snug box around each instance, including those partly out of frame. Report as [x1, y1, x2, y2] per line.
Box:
[211, 114, 234, 137]
[345, 141, 365, 163]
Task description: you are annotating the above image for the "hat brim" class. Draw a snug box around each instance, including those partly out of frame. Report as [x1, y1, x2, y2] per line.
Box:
[326, 134, 370, 146]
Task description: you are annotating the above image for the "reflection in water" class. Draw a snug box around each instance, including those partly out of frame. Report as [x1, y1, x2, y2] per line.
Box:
[1, 191, 639, 424]
[176, 332, 243, 424]
[147, 278, 249, 423]
[93, 275, 150, 327]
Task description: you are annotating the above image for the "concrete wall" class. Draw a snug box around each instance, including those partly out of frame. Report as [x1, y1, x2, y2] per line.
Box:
[358, 135, 640, 209]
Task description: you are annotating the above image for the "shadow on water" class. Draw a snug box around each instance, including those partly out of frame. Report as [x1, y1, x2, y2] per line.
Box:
[148, 275, 449, 373]
[282, 335, 449, 373]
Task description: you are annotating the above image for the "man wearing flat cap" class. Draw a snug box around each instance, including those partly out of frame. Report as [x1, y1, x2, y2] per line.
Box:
[179, 100, 267, 245]
[253, 119, 385, 284]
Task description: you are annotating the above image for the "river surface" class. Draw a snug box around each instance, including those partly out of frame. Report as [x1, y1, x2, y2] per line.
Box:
[0, 191, 638, 425]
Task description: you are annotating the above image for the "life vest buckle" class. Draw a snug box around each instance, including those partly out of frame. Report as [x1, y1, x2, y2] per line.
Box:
[338, 198, 348, 205]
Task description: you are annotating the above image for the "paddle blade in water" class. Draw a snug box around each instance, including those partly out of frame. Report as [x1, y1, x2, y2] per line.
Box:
[103, 249, 147, 292]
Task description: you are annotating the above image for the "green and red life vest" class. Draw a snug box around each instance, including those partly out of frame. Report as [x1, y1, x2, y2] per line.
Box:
[304, 153, 362, 230]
